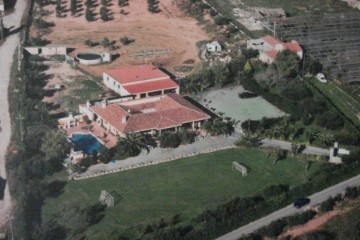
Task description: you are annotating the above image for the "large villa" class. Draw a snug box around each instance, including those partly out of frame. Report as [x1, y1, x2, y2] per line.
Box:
[61, 64, 211, 149]
[79, 93, 210, 137]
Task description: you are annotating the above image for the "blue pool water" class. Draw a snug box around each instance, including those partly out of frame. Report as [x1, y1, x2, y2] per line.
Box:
[70, 133, 102, 155]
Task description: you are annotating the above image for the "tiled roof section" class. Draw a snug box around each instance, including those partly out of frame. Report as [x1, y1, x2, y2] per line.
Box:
[90, 104, 128, 132]
[264, 50, 278, 60]
[89, 94, 211, 134]
[262, 35, 282, 47]
[283, 41, 302, 53]
[122, 78, 179, 94]
[105, 64, 170, 84]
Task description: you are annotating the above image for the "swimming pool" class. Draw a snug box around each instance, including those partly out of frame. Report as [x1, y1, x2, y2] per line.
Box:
[70, 133, 102, 155]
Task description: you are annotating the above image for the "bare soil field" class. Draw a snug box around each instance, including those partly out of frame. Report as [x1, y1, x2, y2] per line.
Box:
[41, 61, 109, 114]
[31, 0, 211, 76]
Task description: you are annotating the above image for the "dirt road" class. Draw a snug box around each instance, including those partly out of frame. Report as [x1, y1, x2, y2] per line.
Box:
[0, 0, 27, 230]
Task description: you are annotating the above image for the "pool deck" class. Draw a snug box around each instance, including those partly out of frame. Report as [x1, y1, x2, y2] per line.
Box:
[65, 122, 118, 148]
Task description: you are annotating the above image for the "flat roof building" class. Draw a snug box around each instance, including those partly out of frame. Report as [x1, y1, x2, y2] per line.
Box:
[103, 65, 179, 99]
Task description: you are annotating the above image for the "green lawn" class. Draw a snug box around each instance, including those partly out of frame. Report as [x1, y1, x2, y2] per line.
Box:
[42, 148, 318, 239]
[309, 78, 360, 127]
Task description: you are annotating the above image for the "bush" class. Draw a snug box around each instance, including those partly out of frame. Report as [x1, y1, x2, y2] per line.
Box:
[159, 132, 182, 148]
[319, 197, 337, 213]
[315, 111, 344, 130]
[120, 36, 135, 45]
[209, 8, 217, 16]
[345, 187, 360, 199]
[213, 15, 230, 25]
[286, 210, 317, 227]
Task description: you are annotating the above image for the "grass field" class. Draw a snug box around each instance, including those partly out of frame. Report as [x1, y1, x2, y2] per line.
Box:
[42, 148, 319, 239]
[309, 78, 360, 127]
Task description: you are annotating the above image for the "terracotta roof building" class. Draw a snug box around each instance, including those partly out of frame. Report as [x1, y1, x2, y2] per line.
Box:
[103, 64, 179, 99]
[247, 35, 303, 64]
[79, 93, 211, 137]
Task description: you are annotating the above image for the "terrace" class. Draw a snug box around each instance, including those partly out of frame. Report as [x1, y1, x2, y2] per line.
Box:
[65, 122, 118, 148]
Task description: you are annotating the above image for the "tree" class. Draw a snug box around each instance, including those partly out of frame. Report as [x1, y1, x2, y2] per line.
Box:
[70, 0, 77, 16]
[101, 37, 111, 49]
[315, 111, 344, 130]
[201, 118, 229, 136]
[305, 129, 318, 144]
[115, 133, 153, 159]
[118, 0, 129, 7]
[317, 132, 334, 147]
[100, 6, 109, 21]
[290, 142, 301, 157]
[274, 49, 300, 79]
[99, 146, 112, 164]
[236, 133, 262, 148]
[211, 62, 230, 88]
[41, 130, 70, 161]
[266, 148, 286, 165]
[159, 132, 182, 148]
[254, 65, 279, 88]
[85, 8, 94, 21]
[40, 130, 70, 171]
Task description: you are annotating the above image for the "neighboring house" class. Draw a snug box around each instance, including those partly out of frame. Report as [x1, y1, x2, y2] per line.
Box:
[206, 41, 222, 52]
[0, 0, 4, 12]
[24, 45, 67, 56]
[79, 93, 211, 137]
[103, 64, 179, 99]
[247, 35, 303, 64]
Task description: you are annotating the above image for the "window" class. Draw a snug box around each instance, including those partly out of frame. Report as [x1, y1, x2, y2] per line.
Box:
[113, 81, 115, 86]
[148, 90, 162, 97]
[164, 88, 176, 94]
[118, 84, 120, 89]
[140, 93, 146, 98]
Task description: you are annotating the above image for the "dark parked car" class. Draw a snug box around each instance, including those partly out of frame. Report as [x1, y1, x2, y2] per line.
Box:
[294, 197, 311, 209]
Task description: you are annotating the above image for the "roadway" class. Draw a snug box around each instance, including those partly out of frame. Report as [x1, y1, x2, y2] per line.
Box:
[261, 139, 330, 156]
[216, 174, 360, 240]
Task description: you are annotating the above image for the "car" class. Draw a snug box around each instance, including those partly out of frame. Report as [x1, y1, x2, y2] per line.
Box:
[316, 73, 327, 83]
[293, 197, 311, 209]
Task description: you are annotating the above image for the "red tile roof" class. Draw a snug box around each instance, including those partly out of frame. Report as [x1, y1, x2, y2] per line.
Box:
[264, 50, 278, 60]
[89, 94, 210, 134]
[122, 78, 179, 95]
[105, 64, 171, 84]
[283, 41, 302, 53]
[262, 35, 282, 47]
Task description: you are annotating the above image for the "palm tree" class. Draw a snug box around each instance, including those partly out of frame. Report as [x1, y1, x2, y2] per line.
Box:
[305, 129, 319, 144]
[236, 132, 262, 148]
[290, 142, 300, 157]
[115, 133, 155, 159]
[317, 132, 334, 147]
[201, 119, 228, 136]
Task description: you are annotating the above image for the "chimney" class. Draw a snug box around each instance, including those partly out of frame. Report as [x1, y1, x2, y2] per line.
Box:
[86, 100, 90, 108]
[101, 99, 108, 108]
[122, 115, 128, 124]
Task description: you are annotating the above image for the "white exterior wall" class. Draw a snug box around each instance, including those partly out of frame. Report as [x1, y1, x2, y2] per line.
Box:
[0, 4, 4, 12]
[259, 53, 274, 64]
[103, 73, 131, 96]
[79, 105, 95, 120]
[24, 46, 67, 55]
